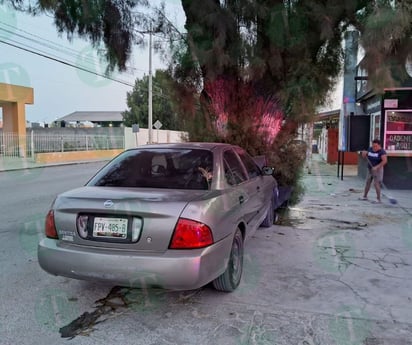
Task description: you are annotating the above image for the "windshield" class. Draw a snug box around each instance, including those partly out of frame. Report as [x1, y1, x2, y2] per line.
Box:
[87, 148, 214, 190]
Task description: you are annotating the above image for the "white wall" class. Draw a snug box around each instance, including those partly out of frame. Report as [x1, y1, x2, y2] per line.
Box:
[123, 127, 188, 149]
[319, 127, 329, 161]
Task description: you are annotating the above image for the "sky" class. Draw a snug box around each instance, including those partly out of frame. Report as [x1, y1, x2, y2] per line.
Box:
[0, 1, 185, 125]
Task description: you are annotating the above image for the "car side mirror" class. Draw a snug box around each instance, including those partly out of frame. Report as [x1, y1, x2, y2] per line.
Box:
[262, 166, 274, 175]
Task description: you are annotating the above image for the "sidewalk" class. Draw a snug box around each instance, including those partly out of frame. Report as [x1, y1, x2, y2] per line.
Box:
[305, 154, 412, 214]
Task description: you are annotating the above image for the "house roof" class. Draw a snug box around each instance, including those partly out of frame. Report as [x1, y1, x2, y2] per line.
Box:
[316, 109, 340, 120]
[56, 111, 123, 123]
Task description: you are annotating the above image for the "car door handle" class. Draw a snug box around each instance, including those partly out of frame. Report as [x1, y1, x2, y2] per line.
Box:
[239, 195, 245, 204]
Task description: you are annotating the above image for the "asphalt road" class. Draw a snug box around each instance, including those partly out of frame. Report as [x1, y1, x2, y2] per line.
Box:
[0, 161, 412, 345]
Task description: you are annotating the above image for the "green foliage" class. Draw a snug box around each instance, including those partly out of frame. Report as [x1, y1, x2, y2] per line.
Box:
[179, 0, 368, 122]
[10, 0, 412, 101]
[268, 137, 307, 204]
[180, 78, 306, 203]
[170, 1, 345, 199]
[173, 0, 376, 200]
[5, 0, 149, 72]
[359, 1, 412, 91]
[10, 0, 412, 201]
[184, 109, 307, 204]
[122, 70, 180, 130]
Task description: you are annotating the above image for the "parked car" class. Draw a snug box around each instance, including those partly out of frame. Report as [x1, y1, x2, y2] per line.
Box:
[38, 142, 278, 292]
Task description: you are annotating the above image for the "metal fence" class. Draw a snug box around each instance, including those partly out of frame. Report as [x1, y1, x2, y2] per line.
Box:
[0, 132, 125, 158]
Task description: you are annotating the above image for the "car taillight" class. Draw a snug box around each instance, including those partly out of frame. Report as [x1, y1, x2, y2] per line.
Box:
[169, 218, 213, 249]
[45, 210, 58, 239]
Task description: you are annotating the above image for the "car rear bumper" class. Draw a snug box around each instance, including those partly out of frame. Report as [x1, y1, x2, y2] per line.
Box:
[38, 236, 233, 290]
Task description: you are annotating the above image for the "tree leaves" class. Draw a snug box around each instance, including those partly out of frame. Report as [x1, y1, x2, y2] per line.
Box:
[122, 70, 180, 130]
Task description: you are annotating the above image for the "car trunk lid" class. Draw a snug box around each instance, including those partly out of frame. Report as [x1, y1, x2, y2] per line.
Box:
[53, 186, 212, 252]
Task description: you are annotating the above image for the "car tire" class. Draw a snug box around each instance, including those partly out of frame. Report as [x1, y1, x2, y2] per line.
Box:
[261, 196, 275, 227]
[212, 228, 244, 292]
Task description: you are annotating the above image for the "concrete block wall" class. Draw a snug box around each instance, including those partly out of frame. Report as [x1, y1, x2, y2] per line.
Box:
[124, 127, 188, 149]
[32, 127, 188, 164]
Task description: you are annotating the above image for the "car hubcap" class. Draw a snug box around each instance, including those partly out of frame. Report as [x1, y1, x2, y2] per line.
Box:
[230, 237, 243, 283]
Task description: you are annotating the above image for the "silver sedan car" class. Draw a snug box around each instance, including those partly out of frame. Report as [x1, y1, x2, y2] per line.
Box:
[38, 142, 278, 292]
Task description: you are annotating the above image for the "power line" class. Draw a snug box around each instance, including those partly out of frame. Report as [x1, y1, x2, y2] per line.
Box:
[130, 9, 186, 41]
[154, 8, 186, 41]
[0, 9, 181, 88]
[0, 20, 148, 75]
[0, 22, 144, 79]
[0, 36, 171, 98]
[0, 23, 163, 77]
[0, 38, 135, 87]
[0, 20, 101, 67]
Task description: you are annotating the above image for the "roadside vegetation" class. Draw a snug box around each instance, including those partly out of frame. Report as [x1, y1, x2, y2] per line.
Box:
[6, 0, 412, 202]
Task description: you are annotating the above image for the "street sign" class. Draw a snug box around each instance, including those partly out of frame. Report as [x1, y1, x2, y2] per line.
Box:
[153, 120, 162, 129]
[132, 124, 139, 133]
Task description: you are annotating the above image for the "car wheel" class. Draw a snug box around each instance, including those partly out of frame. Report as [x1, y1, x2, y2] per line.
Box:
[212, 228, 244, 292]
[261, 196, 275, 227]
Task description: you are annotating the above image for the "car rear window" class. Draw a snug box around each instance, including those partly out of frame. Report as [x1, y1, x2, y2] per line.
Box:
[88, 148, 214, 190]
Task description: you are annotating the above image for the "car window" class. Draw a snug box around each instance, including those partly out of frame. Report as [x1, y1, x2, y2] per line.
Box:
[152, 154, 167, 167]
[223, 149, 248, 186]
[236, 149, 262, 179]
[88, 148, 213, 190]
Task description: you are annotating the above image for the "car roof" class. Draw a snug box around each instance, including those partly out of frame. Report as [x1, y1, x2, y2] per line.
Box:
[126, 142, 239, 151]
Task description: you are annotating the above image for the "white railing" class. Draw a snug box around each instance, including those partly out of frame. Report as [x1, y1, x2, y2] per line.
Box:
[0, 132, 125, 158]
[0, 133, 27, 157]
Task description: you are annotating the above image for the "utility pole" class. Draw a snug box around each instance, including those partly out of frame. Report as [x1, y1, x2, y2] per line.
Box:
[338, 30, 359, 179]
[148, 23, 153, 144]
